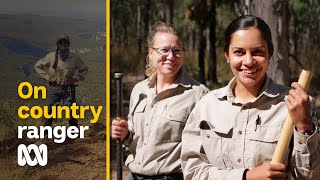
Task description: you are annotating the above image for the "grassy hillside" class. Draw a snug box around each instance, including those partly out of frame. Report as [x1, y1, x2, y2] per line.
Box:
[0, 13, 105, 99]
[0, 13, 106, 139]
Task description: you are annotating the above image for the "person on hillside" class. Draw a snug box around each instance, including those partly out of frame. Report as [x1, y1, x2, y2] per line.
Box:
[111, 21, 209, 179]
[34, 35, 88, 127]
[181, 15, 320, 179]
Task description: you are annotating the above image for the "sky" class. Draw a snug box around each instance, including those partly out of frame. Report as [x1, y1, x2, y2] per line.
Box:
[0, 0, 105, 20]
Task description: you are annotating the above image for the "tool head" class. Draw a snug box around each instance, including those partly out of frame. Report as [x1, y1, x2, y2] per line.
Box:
[114, 73, 124, 79]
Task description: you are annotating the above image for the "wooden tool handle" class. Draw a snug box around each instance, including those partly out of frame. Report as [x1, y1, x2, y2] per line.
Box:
[271, 70, 312, 163]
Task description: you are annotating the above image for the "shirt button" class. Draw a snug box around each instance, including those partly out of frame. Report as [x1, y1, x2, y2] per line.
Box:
[138, 162, 141, 165]
[237, 158, 242, 163]
[298, 140, 303, 144]
[207, 134, 210, 138]
[146, 123, 149, 126]
[238, 131, 242, 135]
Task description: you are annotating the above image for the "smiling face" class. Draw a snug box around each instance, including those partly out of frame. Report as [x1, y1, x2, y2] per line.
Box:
[225, 27, 270, 89]
[148, 32, 184, 80]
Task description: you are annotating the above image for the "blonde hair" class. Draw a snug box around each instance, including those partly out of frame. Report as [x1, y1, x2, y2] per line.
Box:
[145, 21, 182, 77]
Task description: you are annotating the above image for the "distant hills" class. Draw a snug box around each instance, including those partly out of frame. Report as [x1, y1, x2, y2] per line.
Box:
[1, 36, 48, 58]
[0, 13, 105, 98]
[0, 13, 105, 52]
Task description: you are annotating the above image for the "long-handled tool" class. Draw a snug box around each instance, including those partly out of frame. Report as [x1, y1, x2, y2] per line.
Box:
[114, 73, 124, 180]
[272, 70, 312, 163]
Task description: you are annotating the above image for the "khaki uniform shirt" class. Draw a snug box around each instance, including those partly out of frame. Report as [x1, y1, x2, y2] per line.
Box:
[124, 69, 209, 175]
[181, 77, 320, 180]
[34, 51, 88, 85]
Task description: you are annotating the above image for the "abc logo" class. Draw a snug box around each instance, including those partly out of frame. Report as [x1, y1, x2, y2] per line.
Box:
[17, 144, 48, 166]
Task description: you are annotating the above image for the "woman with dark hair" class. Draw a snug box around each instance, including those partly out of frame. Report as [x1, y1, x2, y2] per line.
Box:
[34, 35, 88, 126]
[111, 21, 208, 179]
[181, 15, 319, 179]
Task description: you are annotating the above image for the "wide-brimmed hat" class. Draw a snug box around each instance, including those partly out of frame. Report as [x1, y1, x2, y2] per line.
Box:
[56, 35, 70, 45]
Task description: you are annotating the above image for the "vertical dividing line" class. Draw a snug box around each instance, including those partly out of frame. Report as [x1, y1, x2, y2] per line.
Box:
[106, 0, 111, 179]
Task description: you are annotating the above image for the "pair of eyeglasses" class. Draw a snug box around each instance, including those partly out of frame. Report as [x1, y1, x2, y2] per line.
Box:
[151, 47, 184, 58]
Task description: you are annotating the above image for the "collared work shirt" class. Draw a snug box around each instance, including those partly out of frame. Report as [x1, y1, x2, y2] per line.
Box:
[34, 51, 88, 85]
[181, 77, 320, 180]
[124, 69, 208, 176]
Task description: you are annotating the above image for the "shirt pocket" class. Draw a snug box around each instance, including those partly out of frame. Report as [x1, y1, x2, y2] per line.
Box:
[200, 123, 228, 169]
[248, 126, 282, 164]
[157, 108, 188, 142]
[130, 98, 147, 136]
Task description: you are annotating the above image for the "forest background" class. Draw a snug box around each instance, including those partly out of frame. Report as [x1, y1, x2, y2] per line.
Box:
[110, 0, 320, 177]
[111, 0, 320, 110]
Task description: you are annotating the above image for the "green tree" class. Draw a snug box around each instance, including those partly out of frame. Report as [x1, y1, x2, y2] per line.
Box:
[208, 0, 218, 83]
[188, 0, 208, 84]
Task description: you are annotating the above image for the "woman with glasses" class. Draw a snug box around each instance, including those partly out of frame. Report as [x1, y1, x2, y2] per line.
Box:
[112, 21, 208, 179]
[181, 15, 319, 179]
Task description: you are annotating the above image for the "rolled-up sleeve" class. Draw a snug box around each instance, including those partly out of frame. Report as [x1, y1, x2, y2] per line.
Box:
[291, 127, 320, 179]
[34, 55, 51, 81]
[74, 57, 88, 81]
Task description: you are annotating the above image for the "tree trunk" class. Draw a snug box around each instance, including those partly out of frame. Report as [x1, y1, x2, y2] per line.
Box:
[198, 24, 206, 84]
[238, 0, 290, 85]
[208, 0, 217, 83]
[166, 0, 174, 24]
[111, 15, 115, 48]
[137, 0, 142, 54]
[123, 24, 128, 47]
[143, 0, 150, 44]
[194, 0, 207, 84]
[192, 25, 196, 51]
[143, 0, 150, 78]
